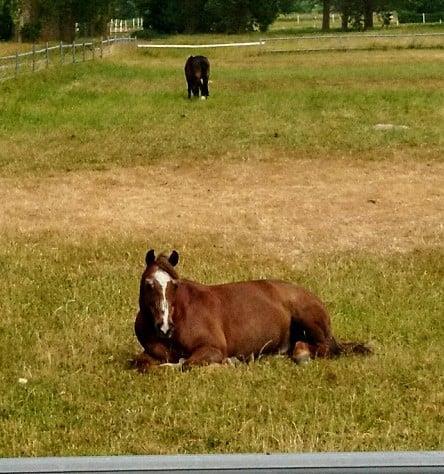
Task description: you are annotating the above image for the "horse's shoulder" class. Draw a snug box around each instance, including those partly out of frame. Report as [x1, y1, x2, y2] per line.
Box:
[177, 279, 213, 299]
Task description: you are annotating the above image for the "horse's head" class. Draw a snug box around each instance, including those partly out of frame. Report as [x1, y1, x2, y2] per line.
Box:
[139, 249, 179, 339]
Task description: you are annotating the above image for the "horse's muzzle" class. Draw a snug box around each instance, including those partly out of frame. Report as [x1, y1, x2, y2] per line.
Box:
[156, 323, 174, 339]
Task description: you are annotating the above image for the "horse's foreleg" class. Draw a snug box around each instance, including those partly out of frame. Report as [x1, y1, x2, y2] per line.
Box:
[132, 340, 177, 372]
[201, 76, 209, 97]
[130, 351, 162, 372]
[183, 346, 225, 369]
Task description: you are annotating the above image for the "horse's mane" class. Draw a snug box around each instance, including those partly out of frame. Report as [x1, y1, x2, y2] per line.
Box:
[156, 254, 179, 280]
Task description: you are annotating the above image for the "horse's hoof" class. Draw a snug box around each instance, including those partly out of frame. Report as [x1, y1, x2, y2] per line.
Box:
[294, 352, 311, 365]
[224, 357, 242, 367]
[293, 342, 311, 365]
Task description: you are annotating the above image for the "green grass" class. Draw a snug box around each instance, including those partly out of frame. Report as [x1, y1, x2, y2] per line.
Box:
[0, 42, 443, 176]
[0, 28, 443, 456]
[0, 237, 442, 455]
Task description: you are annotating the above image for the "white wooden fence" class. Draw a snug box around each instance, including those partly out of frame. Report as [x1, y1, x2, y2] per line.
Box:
[109, 17, 143, 34]
[0, 37, 135, 81]
[137, 32, 444, 52]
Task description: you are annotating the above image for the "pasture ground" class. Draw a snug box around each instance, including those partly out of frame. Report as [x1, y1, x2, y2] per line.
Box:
[0, 31, 443, 455]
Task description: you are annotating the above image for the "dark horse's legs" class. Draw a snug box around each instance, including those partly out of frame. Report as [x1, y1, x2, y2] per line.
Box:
[201, 76, 209, 97]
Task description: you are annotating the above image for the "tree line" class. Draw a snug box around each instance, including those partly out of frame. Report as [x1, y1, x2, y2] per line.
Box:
[0, 0, 442, 42]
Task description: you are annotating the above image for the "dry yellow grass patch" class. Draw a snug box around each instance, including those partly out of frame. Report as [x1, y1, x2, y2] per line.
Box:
[0, 42, 34, 56]
[1, 158, 442, 259]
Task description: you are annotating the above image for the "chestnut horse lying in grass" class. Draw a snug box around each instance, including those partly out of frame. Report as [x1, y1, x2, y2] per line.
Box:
[134, 250, 371, 370]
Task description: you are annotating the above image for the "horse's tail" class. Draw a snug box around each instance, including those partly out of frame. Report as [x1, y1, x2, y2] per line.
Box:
[329, 337, 372, 357]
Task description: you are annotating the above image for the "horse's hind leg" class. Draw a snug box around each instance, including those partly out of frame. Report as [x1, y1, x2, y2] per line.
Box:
[290, 301, 334, 364]
[292, 341, 311, 364]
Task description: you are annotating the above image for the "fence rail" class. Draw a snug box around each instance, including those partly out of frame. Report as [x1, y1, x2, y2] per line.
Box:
[137, 41, 266, 49]
[0, 452, 443, 473]
[0, 37, 135, 81]
[137, 32, 444, 52]
[266, 31, 444, 41]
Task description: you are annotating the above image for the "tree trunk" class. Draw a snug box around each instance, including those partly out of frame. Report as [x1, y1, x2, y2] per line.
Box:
[364, 0, 374, 29]
[341, 11, 349, 31]
[183, 0, 201, 33]
[58, 8, 76, 42]
[322, 0, 331, 31]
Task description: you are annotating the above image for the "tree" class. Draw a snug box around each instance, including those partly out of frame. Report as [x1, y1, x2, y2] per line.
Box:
[22, 0, 115, 41]
[332, 0, 386, 30]
[114, 0, 139, 18]
[396, 0, 444, 12]
[138, 0, 280, 34]
[364, 0, 374, 28]
[0, 0, 14, 39]
[250, 0, 280, 31]
[291, 0, 319, 12]
[278, 0, 297, 13]
[322, 0, 331, 30]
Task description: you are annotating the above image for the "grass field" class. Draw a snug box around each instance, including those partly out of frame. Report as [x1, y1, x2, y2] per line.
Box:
[0, 28, 443, 456]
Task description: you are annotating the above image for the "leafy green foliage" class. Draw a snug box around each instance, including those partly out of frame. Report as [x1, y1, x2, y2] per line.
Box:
[138, 0, 280, 33]
[0, 0, 14, 40]
[20, 21, 42, 41]
[113, 0, 139, 17]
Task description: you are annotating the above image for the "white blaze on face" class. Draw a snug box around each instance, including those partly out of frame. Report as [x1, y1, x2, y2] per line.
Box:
[152, 269, 173, 334]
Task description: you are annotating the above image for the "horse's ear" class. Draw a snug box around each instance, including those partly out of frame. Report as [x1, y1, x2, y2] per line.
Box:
[169, 250, 179, 267]
[145, 249, 156, 266]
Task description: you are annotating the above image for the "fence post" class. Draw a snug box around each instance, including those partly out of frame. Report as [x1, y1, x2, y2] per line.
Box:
[60, 41, 64, 64]
[32, 43, 36, 72]
[72, 41, 76, 63]
[297, 14, 300, 24]
[100, 36, 103, 58]
[15, 52, 19, 77]
[422, 13, 425, 23]
[92, 39, 95, 60]
[82, 42, 86, 62]
[45, 42, 49, 68]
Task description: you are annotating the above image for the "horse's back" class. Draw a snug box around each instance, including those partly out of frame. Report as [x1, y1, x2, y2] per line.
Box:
[185, 55, 210, 75]
[175, 279, 302, 358]
[195, 55, 210, 75]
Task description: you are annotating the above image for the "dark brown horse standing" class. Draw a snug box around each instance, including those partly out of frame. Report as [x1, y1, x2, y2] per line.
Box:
[134, 250, 370, 370]
[184, 55, 210, 100]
